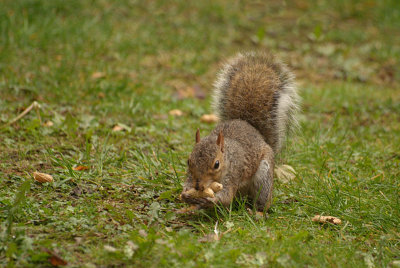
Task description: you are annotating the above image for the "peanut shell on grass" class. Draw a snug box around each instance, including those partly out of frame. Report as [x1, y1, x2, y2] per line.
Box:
[33, 172, 53, 183]
[312, 215, 342, 225]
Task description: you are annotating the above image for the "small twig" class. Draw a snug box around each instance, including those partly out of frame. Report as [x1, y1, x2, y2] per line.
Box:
[3, 101, 41, 126]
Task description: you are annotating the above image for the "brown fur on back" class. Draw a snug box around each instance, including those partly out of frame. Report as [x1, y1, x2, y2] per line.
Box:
[213, 52, 298, 153]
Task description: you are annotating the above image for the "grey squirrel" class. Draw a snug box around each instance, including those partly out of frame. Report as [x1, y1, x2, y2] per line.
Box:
[181, 51, 300, 212]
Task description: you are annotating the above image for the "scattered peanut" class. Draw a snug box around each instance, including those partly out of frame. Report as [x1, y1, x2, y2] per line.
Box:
[33, 172, 53, 183]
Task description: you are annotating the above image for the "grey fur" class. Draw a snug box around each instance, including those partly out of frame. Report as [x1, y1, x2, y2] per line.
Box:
[182, 51, 299, 211]
[182, 120, 274, 211]
[212, 51, 300, 154]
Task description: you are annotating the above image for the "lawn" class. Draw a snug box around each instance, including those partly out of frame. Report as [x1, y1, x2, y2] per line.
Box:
[0, 0, 399, 267]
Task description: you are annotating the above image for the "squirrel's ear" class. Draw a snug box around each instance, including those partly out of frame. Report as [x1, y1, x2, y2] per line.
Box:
[195, 129, 200, 143]
[216, 131, 224, 152]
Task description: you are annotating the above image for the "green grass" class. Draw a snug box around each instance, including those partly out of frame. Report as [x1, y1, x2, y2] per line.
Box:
[1, 0, 399, 267]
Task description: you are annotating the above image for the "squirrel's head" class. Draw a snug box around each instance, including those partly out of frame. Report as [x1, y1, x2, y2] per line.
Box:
[187, 129, 225, 191]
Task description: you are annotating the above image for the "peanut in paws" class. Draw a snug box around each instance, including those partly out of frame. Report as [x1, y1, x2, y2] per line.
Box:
[183, 182, 223, 198]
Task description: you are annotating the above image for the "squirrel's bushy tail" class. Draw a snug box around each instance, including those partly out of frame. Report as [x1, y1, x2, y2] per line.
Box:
[212, 51, 300, 154]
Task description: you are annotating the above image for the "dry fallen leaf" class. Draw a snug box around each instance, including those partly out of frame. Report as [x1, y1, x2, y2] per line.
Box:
[33, 172, 53, 183]
[91, 71, 105, 79]
[43, 248, 67, 267]
[200, 114, 218, 123]
[169, 109, 183, 116]
[49, 255, 67, 266]
[312, 215, 342, 225]
[274, 164, 297, 183]
[73, 165, 89, 171]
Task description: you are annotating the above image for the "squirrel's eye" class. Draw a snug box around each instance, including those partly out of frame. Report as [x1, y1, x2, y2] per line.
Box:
[214, 160, 220, 169]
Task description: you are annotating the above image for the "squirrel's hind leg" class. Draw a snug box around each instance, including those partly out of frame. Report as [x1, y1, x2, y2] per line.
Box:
[250, 158, 274, 212]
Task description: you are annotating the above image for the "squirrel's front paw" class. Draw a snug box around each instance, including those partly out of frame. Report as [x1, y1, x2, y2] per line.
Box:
[205, 196, 218, 204]
[181, 183, 223, 208]
[180, 191, 196, 204]
[197, 197, 216, 207]
[181, 191, 215, 207]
